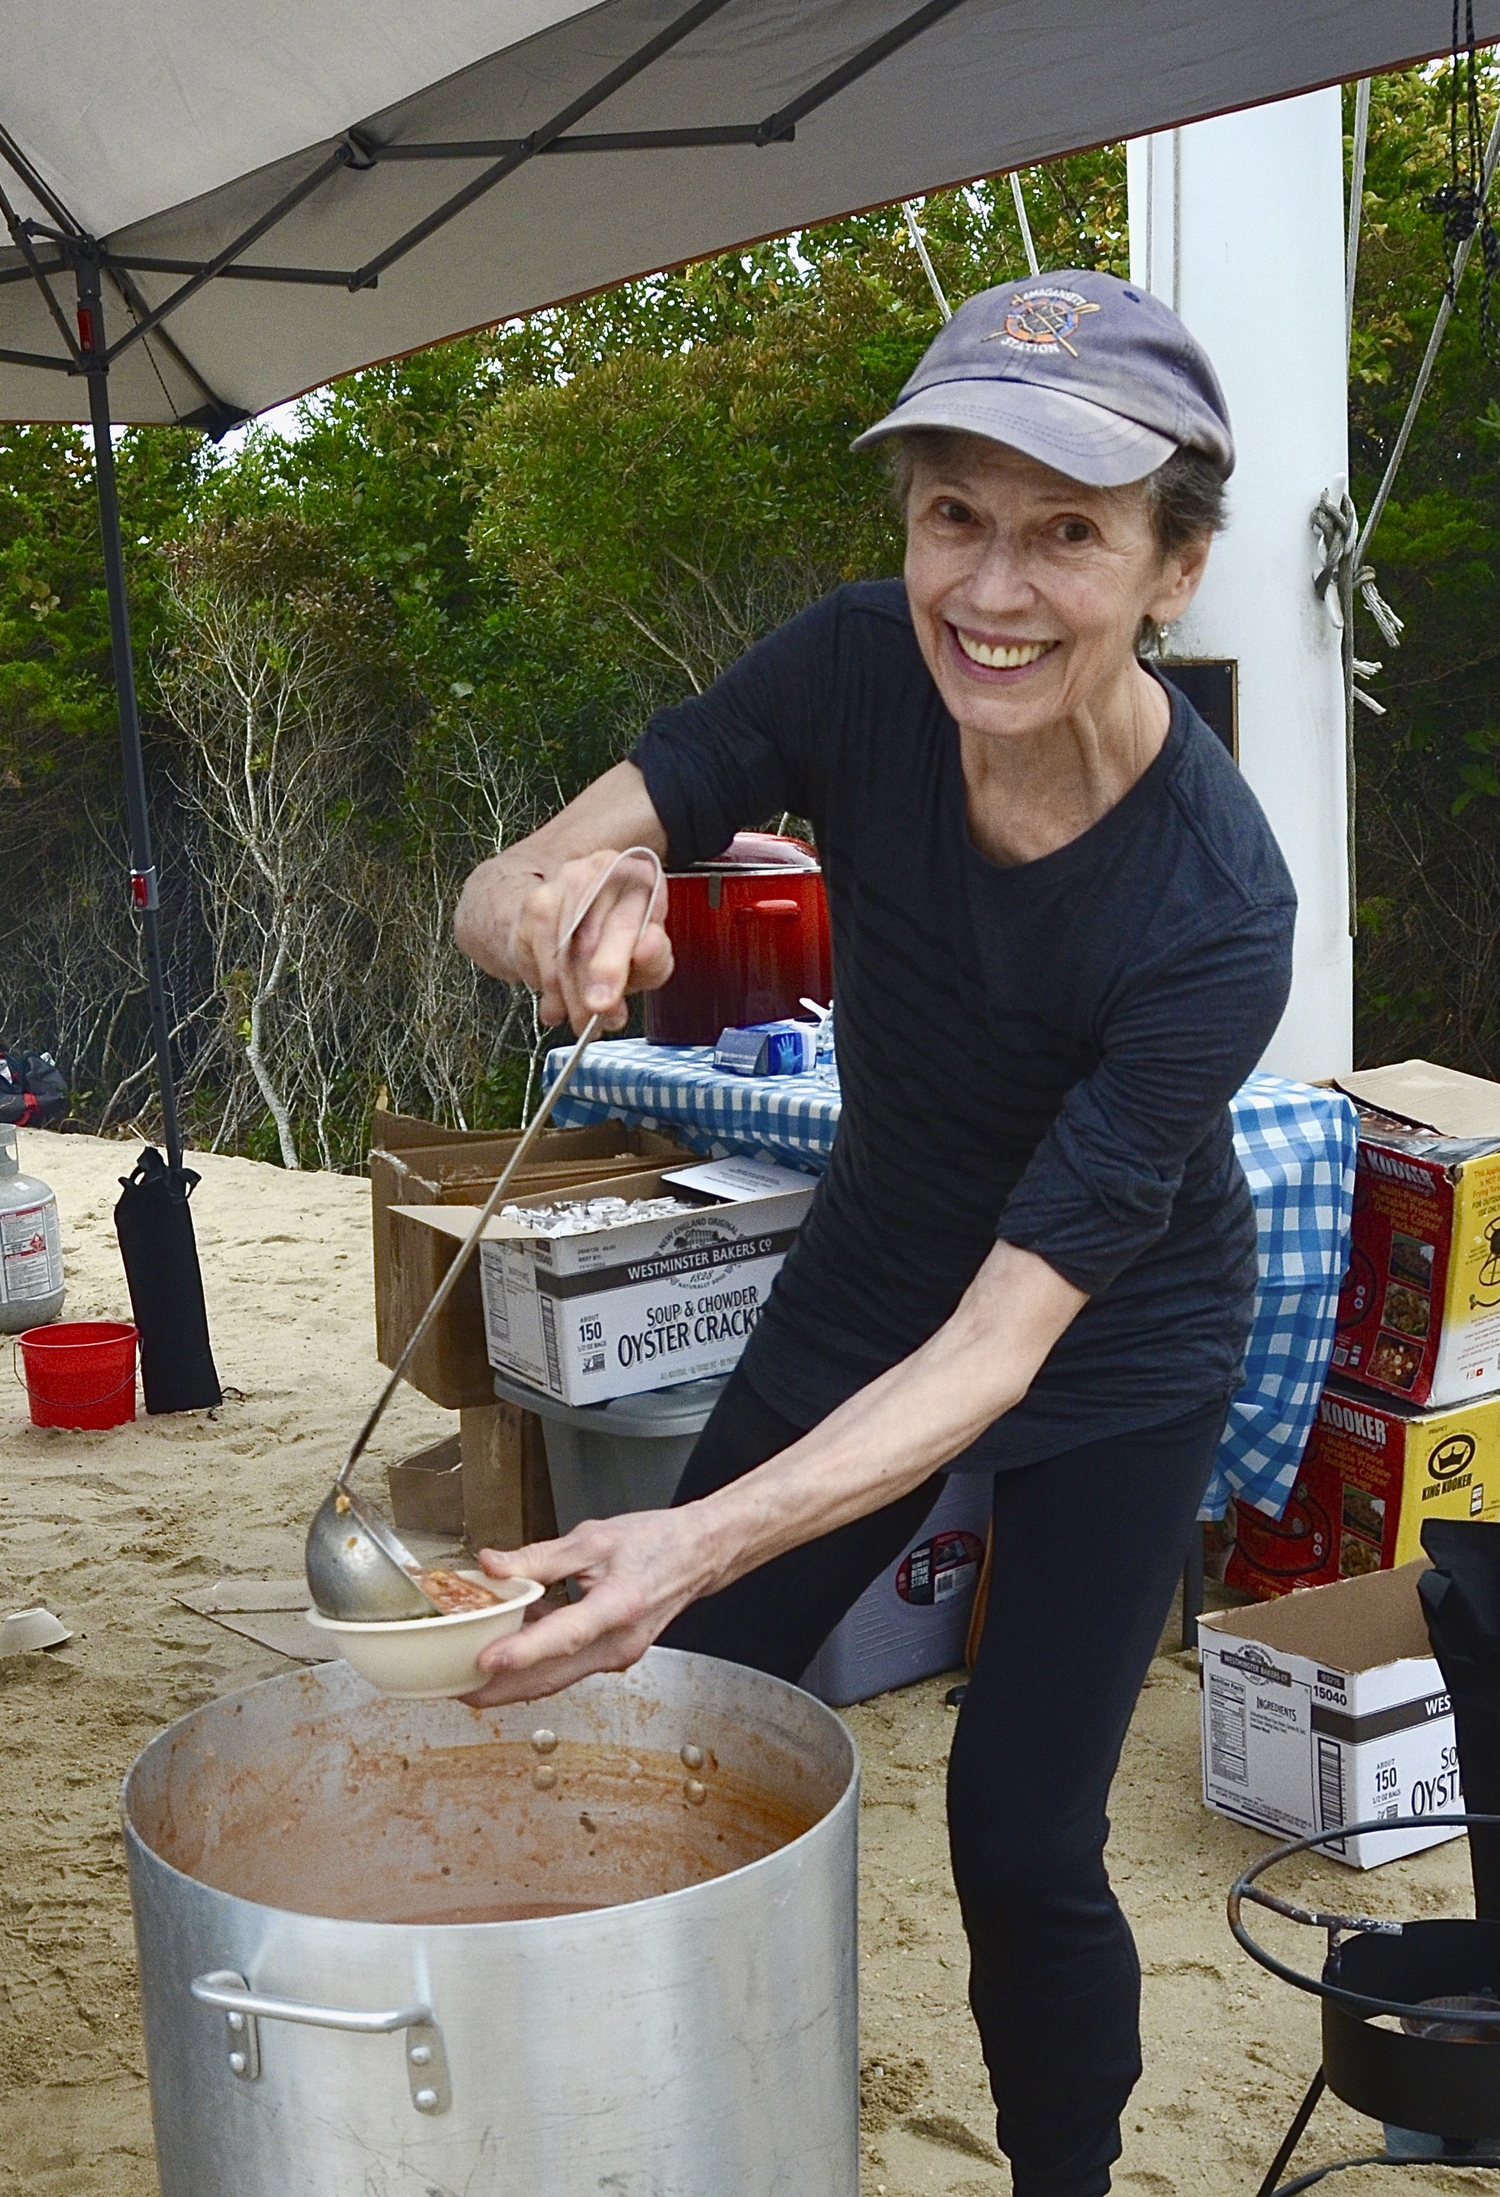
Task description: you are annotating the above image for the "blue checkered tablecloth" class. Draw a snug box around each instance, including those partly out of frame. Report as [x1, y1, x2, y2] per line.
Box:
[545, 1041, 1358, 1520]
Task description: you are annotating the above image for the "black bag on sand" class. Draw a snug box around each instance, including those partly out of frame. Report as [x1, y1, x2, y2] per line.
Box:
[1419, 1518, 1500, 1918]
[0, 1048, 69, 1128]
[114, 1148, 222, 1413]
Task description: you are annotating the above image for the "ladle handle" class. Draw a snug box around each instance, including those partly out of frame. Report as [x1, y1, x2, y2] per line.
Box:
[339, 845, 664, 1490]
[340, 1011, 601, 1487]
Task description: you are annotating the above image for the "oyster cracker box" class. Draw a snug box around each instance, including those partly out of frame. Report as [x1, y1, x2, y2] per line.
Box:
[400, 1155, 815, 1408]
[1199, 1561, 1463, 1868]
[477, 1156, 814, 1405]
[1329, 1060, 1499, 1408]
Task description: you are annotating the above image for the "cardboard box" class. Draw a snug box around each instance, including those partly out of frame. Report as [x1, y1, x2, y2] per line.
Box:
[397, 1156, 816, 1407]
[1329, 1060, 1500, 1408]
[1199, 1561, 1463, 1866]
[371, 1102, 526, 1154]
[386, 1433, 463, 1535]
[459, 1398, 557, 1553]
[1227, 1381, 1499, 1599]
[372, 1120, 686, 1408]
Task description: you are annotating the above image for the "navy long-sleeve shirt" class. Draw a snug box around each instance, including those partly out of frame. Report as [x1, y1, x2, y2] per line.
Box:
[631, 580, 1296, 1469]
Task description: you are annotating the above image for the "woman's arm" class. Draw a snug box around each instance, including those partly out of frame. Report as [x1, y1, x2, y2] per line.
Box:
[464, 1239, 1086, 1705]
[453, 760, 671, 1031]
[455, 591, 839, 1027]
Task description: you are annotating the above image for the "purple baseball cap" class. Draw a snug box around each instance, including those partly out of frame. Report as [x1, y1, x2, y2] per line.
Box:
[852, 268, 1234, 486]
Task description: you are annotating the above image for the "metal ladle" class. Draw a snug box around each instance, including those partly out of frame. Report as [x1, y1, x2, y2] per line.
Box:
[305, 848, 665, 1621]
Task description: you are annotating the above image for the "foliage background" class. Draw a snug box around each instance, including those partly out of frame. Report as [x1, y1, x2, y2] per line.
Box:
[0, 66, 1493, 1167]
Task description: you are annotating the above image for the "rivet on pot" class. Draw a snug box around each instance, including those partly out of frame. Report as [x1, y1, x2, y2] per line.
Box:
[409, 2043, 432, 2066]
[684, 1777, 708, 1806]
[227, 2012, 244, 2033]
[228, 2051, 247, 2076]
[414, 2087, 439, 2111]
[680, 1743, 704, 1771]
[533, 1764, 558, 1791]
[531, 1728, 559, 1755]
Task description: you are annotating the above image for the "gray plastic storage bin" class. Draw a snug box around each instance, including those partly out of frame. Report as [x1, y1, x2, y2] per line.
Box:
[491, 1367, 726, 1532]
[493, 1369, 991, 1706]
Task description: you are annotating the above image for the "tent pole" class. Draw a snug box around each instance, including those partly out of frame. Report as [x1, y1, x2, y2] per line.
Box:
[74, 254, 185, 1173]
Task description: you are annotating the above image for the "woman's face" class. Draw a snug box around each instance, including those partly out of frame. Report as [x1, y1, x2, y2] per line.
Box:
[902, 437, 1209, 742]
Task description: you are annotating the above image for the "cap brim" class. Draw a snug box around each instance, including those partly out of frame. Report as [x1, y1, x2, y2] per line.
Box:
[851, 379, 1176, 487]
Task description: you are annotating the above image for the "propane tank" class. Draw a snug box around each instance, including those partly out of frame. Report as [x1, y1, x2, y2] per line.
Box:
[0, 1124, 65, 1332]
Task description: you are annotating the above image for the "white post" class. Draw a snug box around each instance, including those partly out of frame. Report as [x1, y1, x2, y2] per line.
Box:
[1128, 91, 1353, 1082]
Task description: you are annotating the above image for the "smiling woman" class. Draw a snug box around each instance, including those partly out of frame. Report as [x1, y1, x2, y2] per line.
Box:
[895, 436, 1215, 864]
[886, 427, 1228, 648]
[452, 267, 1296, 2197]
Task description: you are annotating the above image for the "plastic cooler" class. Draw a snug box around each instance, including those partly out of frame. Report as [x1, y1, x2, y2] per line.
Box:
[490, 1369, 990, 1705]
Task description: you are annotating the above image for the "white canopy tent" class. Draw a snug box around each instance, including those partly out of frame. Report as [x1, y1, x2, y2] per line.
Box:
[2, 0, 1496, 430]
[0, 0, 1494, 1376]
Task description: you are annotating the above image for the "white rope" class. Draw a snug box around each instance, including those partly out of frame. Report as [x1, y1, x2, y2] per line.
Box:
[1355, 98, 1500, 567]
[1311, 490, 1365, 935]
[1345, 78, 1371, 359]
[902, 202, 952, 321]
[1309, 74, 1491, 940]
[1354, 571, 1404, 652]
[1009, 171, 1040, 276]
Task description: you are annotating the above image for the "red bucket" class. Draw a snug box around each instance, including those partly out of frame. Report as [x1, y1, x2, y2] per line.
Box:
[17, 1320, 138, 1429]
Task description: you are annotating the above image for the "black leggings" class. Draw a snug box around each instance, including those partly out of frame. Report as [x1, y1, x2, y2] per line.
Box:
[662, 1370, 1227, 2197]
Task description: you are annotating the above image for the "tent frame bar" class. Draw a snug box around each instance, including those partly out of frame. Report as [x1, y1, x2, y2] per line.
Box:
[0, 343, 70, 369]
[351, 0, 741, 288]
[0, 0, 968, 387]
[382, 125, 775, 157]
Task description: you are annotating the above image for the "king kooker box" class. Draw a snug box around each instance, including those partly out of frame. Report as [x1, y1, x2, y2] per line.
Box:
[1226, 1380, 1500, 1600]
[395, 1155, 816, 1409]
[1328, 1059, 1500, 1409]
[1199, 1561, 1463, 1868]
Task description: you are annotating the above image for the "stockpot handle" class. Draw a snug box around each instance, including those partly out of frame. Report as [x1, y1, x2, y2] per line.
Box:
[190, 1970, 450, 2114]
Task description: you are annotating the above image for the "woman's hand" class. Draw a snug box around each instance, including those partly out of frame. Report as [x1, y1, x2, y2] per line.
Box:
[511, 847, 672, 1034]
[452, 759, 673, 1031]
[457, 1240, 1087, 1709]
[460, 1506, 720, 1706]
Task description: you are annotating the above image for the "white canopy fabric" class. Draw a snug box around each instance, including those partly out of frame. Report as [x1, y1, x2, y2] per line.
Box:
[3, 0, 1497, 429]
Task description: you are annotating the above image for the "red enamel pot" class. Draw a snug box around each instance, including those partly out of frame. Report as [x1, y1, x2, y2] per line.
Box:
[644, 831, 832, 1047]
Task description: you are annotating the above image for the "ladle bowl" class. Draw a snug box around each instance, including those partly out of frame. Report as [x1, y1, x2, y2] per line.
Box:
[304, 1487, 441, 1623]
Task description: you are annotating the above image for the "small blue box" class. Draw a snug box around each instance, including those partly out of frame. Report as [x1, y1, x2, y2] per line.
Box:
[713, 1020, 817, 1077]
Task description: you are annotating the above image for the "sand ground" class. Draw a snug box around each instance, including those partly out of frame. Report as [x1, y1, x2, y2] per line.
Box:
[0, 1128, 1485, 2197]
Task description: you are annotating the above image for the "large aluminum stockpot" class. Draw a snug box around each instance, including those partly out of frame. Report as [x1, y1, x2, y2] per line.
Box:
[122, 1648, 859, 2197]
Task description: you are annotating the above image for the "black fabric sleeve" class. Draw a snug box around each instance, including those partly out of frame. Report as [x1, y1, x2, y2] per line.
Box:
[996, 902, 1296, 1295]
[628, 591, 839, 868]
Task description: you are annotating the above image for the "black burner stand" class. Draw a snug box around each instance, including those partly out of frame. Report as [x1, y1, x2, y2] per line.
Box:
[1229, 1815, 1500, 2195]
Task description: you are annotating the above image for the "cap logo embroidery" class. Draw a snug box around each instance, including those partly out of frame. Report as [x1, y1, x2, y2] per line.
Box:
[984, 286, 1101, 359]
